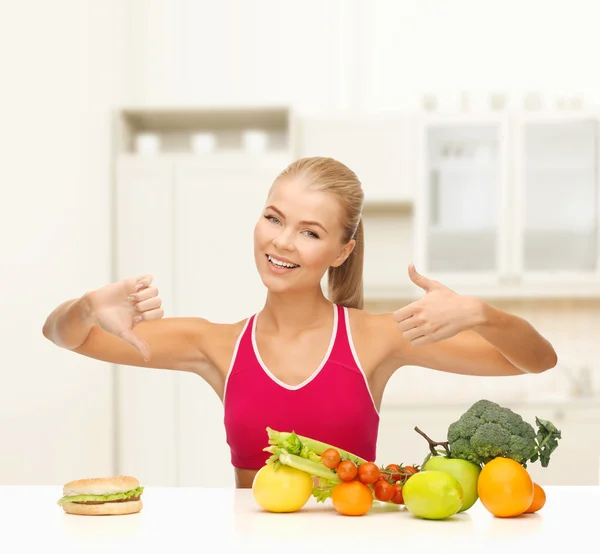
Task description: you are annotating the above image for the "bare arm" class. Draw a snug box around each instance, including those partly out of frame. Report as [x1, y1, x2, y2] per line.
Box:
[43, 296, 97, 351]
[468, 301, 557, 373]
[388, 321, 555, 378]
[380, 265, 558, 377]
[42, 276, 213, 373]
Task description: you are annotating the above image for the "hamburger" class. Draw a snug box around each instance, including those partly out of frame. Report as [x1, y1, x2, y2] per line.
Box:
[57, 475, 144, 515]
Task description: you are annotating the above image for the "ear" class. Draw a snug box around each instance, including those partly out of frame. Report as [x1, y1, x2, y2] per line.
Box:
[330, 239, 356, 268]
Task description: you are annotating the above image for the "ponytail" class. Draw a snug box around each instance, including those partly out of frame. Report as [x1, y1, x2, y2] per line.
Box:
[328, 218, 364, 310]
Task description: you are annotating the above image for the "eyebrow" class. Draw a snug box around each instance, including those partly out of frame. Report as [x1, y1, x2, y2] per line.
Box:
[266, 205, 328, 234]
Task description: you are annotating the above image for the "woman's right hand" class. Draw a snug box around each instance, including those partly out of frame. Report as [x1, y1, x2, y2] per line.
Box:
[84, 274, 164, 361]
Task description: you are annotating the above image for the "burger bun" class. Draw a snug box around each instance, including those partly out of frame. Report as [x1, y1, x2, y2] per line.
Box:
[61, 499, 142, 516]
[60, 475, 143, 516]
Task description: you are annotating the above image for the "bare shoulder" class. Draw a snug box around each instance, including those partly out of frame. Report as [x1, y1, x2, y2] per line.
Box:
[194, 317, 249, 374]
[346, 308, 397, 339]
[345, 308, 400, 375]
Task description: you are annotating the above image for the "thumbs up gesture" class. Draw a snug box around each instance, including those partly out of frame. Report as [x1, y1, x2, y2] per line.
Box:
[393, 264, 482, 347]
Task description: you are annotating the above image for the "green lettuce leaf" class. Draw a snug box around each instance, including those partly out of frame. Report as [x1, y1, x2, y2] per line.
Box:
[57, 486, 144, 506]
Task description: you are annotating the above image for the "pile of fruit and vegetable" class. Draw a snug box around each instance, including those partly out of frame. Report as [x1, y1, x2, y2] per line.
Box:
[252, 399, 562, 519]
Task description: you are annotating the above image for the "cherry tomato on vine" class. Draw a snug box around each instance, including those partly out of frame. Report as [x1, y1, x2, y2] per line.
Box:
[357, 462, 380, 485]
[337, 459, 358, 482]
[391, 484, 404, 505]
[404, 465, 419, 476]
[385, 464, 402, 482]
[321, 448, 341, 469]
[373, 479, 395, 502]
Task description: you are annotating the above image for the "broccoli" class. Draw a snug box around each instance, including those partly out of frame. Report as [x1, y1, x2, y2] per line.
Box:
[447, 399, 561, 467]
[415, 399, 562, 468]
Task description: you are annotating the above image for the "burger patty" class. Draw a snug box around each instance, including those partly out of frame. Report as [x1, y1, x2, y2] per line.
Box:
[72, 495, 141, 505]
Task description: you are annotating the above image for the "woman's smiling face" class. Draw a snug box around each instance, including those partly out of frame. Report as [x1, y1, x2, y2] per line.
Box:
[253, 177, 354, 294]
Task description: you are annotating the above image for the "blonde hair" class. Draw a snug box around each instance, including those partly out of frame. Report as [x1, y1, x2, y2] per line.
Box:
[272, 157, 365, 310]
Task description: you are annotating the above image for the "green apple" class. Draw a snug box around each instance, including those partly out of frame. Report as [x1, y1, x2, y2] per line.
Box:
[422, 455, 481, 512]
[402, 470, 463, 520]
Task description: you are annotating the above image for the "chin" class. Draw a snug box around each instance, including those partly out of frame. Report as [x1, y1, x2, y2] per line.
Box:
[258, 272, 293, 293]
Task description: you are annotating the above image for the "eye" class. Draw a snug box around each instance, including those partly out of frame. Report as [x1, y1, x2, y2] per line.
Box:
[304, 230, 319, 239]
[265, 215, 281, 225]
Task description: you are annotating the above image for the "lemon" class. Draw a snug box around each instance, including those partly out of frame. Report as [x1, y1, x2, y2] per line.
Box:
[252, 463, 313, 513]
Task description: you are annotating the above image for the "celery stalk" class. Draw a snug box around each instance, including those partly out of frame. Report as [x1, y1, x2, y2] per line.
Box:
[278, 451, 341, 484]
[266, 428, 366, 465]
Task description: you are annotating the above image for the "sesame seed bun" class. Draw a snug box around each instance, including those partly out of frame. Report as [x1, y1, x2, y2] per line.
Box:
[62, 475, 140, 497]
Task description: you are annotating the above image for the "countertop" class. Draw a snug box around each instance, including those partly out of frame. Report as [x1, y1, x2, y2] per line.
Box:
[2, 485, 597, 553]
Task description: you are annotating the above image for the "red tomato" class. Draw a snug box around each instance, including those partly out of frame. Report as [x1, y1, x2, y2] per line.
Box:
[404, 465, 419, 475]
[357, 462, 380, 485]
[321, 448, 341, 469]
[385, 464, 402, 483]
[337, 460, 358, 482]
[373, 479, 395, 502]
[391, 484, 404, 505]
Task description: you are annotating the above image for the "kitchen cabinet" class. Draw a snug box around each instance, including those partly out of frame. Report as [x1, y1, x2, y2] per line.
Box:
[514, 115, 599, 283]
[114, 151, 292, 487]
[114, 156, 179, 487]
[297, 113, 415, 205]
[413, 112, 600, 298]
[376, 402, 600, 486]
[515, 404, 600, 487]
[375, 405, 466, 469]
[413, 115, 509, 282]
[173, 154, 290, 488]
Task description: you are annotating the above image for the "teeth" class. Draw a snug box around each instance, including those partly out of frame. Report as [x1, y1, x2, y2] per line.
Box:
[268, 255, 299, 268]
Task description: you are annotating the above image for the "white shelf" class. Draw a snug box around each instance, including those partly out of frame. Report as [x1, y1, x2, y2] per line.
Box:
[119, 105, 291, 132]
[114, 105, 295, 156]
[362, 199, 412, 216]
[117, 150, 293, 166]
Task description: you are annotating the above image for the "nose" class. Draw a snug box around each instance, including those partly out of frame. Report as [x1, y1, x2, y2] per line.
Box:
[272, 228, 295, 251]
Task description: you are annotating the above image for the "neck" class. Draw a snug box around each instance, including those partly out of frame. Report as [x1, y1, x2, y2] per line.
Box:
[260, 288, 334, 334]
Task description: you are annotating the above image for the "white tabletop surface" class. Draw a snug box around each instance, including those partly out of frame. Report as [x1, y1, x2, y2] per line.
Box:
[1, 485, 596, 553]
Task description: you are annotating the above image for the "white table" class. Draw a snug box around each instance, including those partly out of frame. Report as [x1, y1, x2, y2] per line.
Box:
[1, 485, 596, 553]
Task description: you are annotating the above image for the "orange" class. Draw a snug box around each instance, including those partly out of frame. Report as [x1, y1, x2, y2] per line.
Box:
[525, 482, 546, 513]
[331, 480, 373, 516]
[477, 457, 534, 518]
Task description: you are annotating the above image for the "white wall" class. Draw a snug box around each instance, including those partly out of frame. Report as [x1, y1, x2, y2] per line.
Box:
[128, 0, 600, 113]
[0, 0, 130, 485]
[3, 0, 599, 486]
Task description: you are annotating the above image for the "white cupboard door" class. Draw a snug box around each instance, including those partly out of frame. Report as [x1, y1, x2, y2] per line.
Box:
[516, 406, 600, 486]
[414, 115, 511, 285]
[514, 115, 600, 283]
[298, 114, 413, 203]
[174, 155, 290, 487]
[376, 406, 467, 469]
[378, 404, 600, 487]
[114, 156, 179, 486]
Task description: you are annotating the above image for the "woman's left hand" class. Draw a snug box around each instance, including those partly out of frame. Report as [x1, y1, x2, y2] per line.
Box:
[393, 265, 485, 347]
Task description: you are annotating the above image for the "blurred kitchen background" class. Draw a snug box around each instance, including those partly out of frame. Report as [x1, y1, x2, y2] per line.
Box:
[2, 0, 599, 489]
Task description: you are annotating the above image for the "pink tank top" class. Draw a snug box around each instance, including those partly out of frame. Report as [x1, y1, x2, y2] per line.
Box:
[223, 303, 380, 470]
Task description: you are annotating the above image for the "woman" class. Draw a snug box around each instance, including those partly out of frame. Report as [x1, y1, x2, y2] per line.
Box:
[43, 157, 557, 488]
